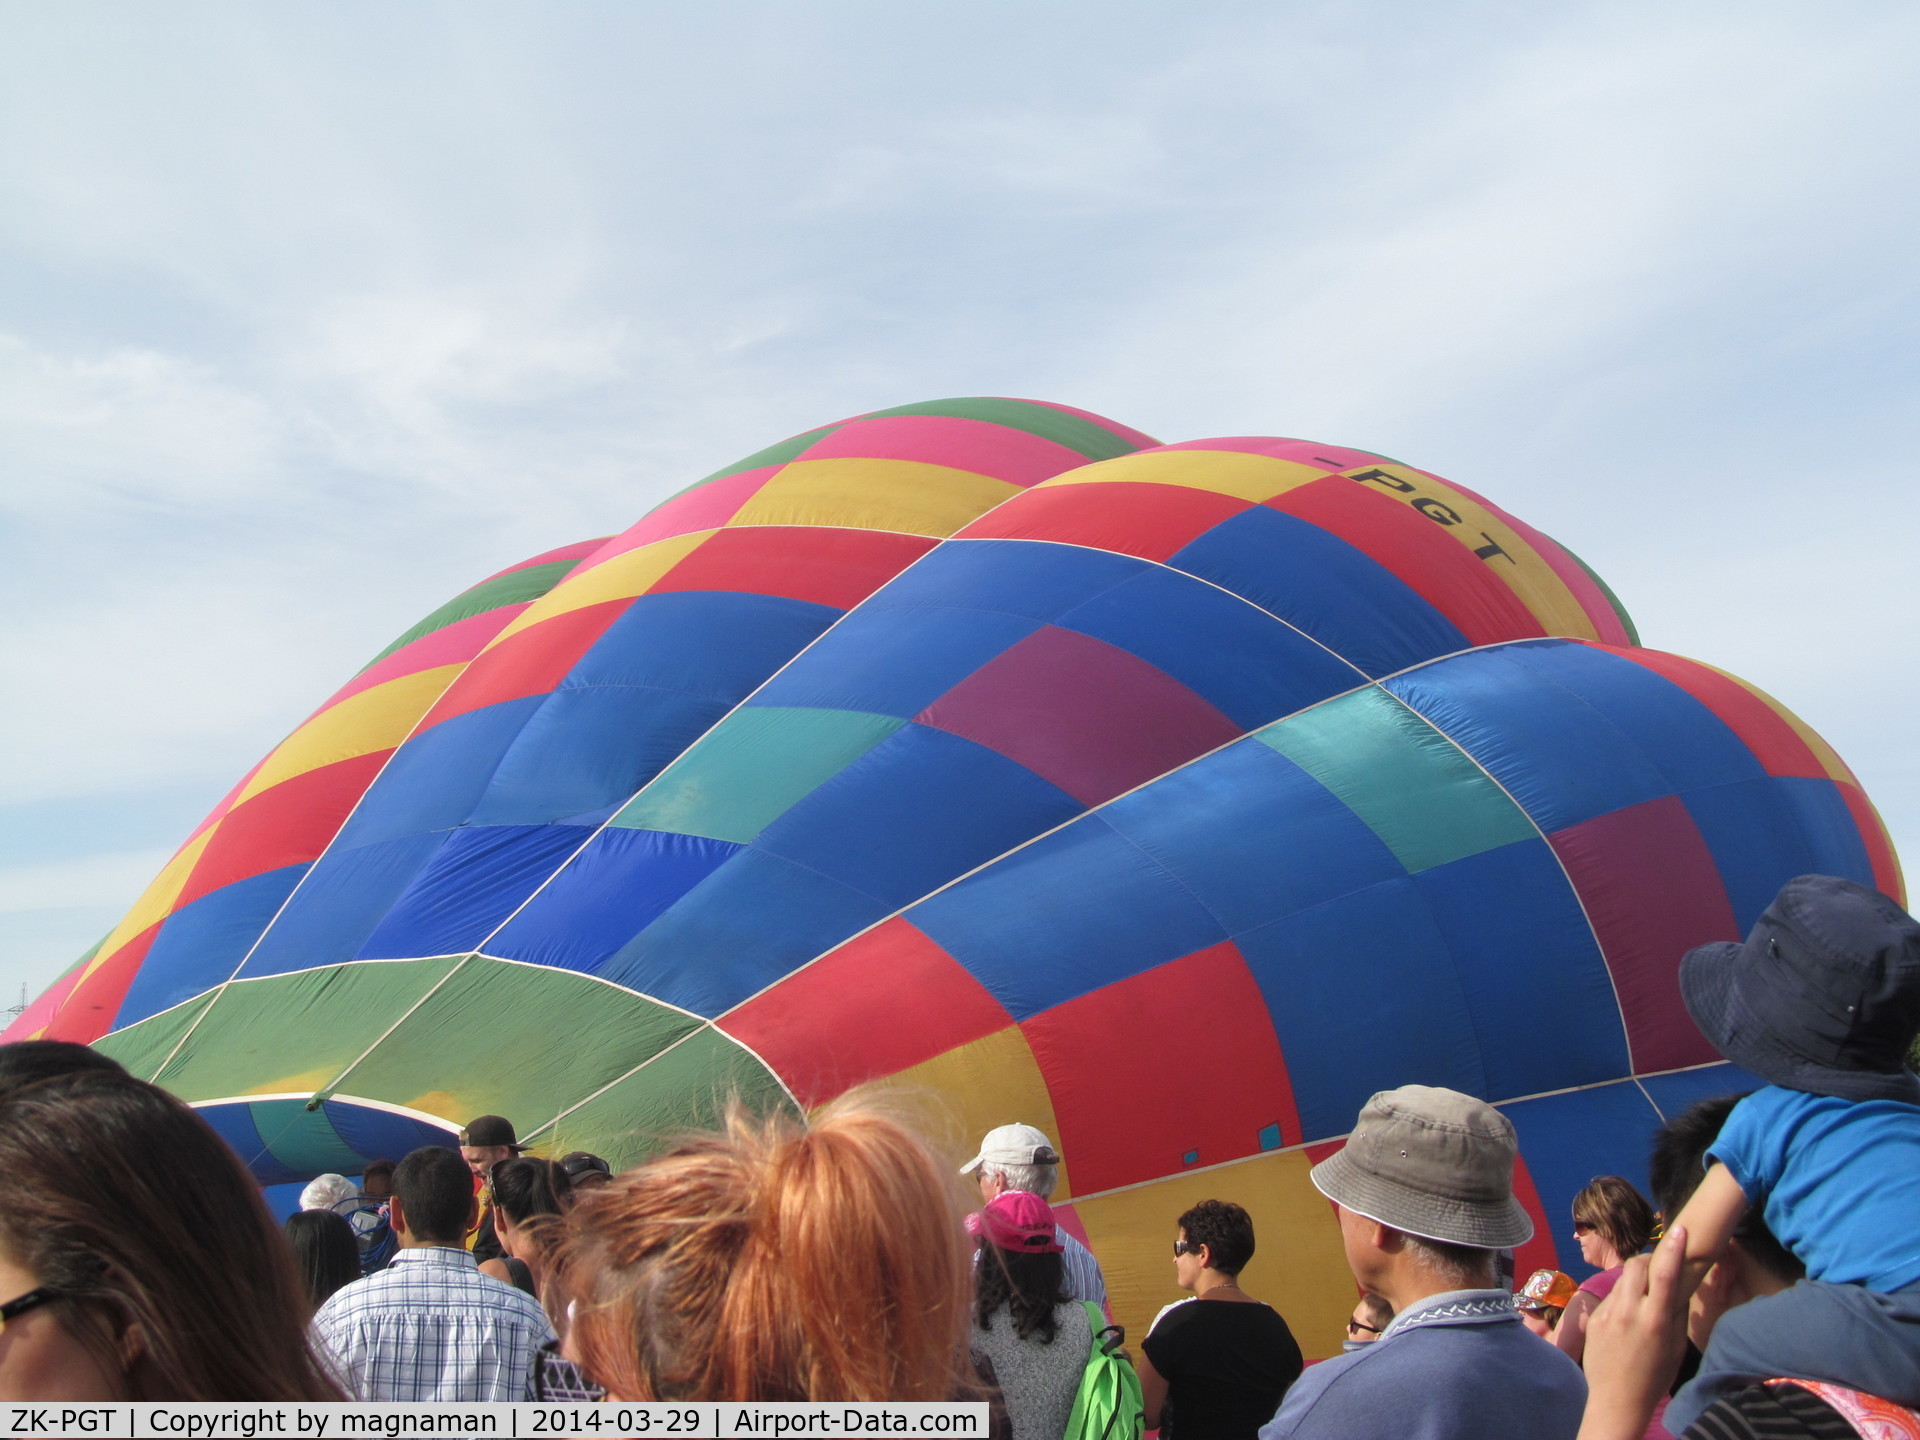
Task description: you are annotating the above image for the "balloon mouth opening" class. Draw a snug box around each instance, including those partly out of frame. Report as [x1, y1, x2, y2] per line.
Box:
[190, 1094, 461, 1187]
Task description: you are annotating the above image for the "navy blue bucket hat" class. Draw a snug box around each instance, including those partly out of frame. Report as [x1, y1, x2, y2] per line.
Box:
[1680, 874, 1920, 1105]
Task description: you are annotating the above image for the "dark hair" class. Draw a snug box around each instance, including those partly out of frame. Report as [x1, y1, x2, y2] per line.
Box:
[559, 1151, 613, 1191]
[1177, 1199, 1256, 1275]
[0, 1068, 343, 1400]
[491, 1156, 570, 1225]
[394, 1146, 475, 1245]
[284, 1210, 360, 1310]
[974, 1246, 1068, 1343]
[1356, 1292, 1393, 1331]
[1572, 1176, 1657, 1263]
[362, 1159, 396, 1183]
[0, 1040, 127, 1086]
[1648, 1094, 1803, 1285]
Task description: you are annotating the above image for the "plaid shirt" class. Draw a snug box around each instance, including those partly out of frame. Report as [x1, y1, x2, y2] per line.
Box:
[313, 1244, 554, 1401]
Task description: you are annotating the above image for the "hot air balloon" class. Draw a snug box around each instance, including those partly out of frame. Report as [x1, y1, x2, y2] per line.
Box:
[8, 397, 1900, 1357]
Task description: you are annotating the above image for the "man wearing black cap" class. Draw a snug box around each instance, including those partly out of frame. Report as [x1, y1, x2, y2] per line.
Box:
[458, 1114, 525, 1265]
[1259, 1085, 1585, 1439]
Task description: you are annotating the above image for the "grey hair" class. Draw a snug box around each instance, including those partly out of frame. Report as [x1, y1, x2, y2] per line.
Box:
[983, 1161, 1058, 1200]
[1399, 1233, 1496, 1290]
[300, 1173, 359, 1212]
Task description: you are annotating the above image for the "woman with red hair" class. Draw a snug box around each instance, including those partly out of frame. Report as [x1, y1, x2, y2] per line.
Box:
[552, 1096, 998, 1407]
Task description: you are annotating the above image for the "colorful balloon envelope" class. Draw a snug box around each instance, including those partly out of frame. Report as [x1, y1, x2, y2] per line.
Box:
[10, 398, 1900, 1354]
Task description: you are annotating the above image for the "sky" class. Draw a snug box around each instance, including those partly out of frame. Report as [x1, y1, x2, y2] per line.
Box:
[3, 1, 1918, 1008]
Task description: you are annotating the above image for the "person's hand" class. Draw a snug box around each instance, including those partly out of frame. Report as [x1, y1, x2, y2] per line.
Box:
[1688, 1251, 1741, 1351]
[1576, 1224, 1691, 1440]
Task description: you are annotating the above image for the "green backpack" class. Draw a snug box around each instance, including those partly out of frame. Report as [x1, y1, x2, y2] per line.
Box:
[1063, 1302, 1144, 1440]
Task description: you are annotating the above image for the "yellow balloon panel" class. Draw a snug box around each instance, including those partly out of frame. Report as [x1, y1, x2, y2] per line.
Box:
[1049, 450, 1328, 504]
[236, 665, 464, 804]
[860, 1023, 1076, 1201]
[731, 459, 1021, 537]
[491, 531, 710, 643]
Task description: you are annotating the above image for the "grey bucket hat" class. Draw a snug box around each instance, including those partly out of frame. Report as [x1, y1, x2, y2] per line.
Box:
[1310, 1085, 1533, 1250]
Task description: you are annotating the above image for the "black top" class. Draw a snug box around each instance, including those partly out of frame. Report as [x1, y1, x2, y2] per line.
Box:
[503, 1255, 537, 1297]
[1141, 1299, 1303, 1440]
[471, 1205, 504, 1264]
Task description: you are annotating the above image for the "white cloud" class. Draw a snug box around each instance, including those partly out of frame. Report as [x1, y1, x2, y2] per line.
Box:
[0, 333, 285, 513]
[0, 848, 173, 916]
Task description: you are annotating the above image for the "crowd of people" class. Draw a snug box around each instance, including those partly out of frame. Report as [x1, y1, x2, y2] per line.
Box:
[0, 872, 1914, 1440]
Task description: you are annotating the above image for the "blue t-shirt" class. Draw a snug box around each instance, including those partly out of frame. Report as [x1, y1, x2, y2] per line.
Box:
[1708, 1085, 1920, 1291]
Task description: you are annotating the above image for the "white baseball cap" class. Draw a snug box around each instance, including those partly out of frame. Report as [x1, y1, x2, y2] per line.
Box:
[959, 1123, 1061, 1176]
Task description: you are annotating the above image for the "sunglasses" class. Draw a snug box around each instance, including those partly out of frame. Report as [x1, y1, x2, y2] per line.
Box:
[0, 1288, 57, 1335]
[1173, 1239, 1200, 1257]
[1346, 1318, 1382, 1336]
[1572, 1220, 1597, 1234]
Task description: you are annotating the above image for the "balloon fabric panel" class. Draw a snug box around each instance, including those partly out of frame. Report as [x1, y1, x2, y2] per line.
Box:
[460, 685, 732, 829]
[360, 554, 594, 671]
[321, 1103, 461, 1172]
[1024, 939, 1303, 1192]
[1684, 778, 1874, 928]
[612, 707, 909, 845]
[1307, 465, 1601, 641]
[237, 832, 449, 978]
[960, 479, 1257, 563]
[17, 397, 1902, 1364]
[487, 828, 744, 975]
[116, 865, 308, 1028]
[913, 624, 1242, 808]
[1384, 647, 1682, 833]
[592, 847, 894, 1017]
[332, 696, 549, 849]
[1168, 503, 1475, 677]
[1095, 739, 1410, 939]
[754, 604, 1045, 718]
[1235, 879, 1493, 1139]
[415, 600, 634, 730]
[1030, 564, 1364, 732]
[175, 751, 391, 908]
[44, 925, 161, 1044]
[1499, 641, 1767, 793]
[719, 917, 1015, 1109]
[356, 824, 595, 961]
[1253, 685, 1537, 874]
[750, 722, 1086, 910]
[1548, 797, 1743, 1075]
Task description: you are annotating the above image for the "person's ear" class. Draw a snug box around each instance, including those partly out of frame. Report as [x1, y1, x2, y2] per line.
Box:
[1367, 1221, 1396, 1254]
[1196, 1243, 1214, 1271]
[115, 1316, 148, 1374]
[389, 1193, 411, 1240]
[467, 1192, 482, 1232]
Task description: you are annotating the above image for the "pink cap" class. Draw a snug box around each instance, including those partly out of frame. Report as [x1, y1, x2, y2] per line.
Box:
[965, 1190, 1064, 1254]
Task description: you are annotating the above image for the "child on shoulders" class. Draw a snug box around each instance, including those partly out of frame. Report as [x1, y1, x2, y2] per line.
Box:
[1664, 874, 1920, 1432]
